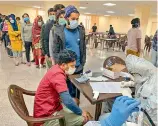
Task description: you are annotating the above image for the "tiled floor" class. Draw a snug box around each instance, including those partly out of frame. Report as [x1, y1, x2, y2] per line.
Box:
[0, 43, 150, 126]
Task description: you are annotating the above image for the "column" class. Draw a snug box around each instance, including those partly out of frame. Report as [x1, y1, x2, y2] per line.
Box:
[134, 5, 151, 49]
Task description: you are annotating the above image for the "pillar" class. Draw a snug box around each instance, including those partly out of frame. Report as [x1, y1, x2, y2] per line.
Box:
[134, 5, 151, 49]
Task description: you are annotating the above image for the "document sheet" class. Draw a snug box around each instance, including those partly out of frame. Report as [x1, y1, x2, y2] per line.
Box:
[90, 82, 121, 93]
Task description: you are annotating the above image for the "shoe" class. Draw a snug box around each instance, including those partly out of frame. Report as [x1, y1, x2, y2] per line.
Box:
[31, 59, 35, 62]
[36, 65, 40, 68]
[7, 45, 12, 49]
[41, 64, 46, 68]
[15, 62, 19, 66]
[27, 62, 31, 66]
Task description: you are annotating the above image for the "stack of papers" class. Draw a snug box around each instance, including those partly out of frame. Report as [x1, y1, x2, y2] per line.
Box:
[90, 82, 121, 93]
[88, 76, 108, 82]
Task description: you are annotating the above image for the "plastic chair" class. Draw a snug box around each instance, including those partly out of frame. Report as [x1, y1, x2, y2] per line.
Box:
[103, 56, 126, 68]
[8, 85, 66, 126]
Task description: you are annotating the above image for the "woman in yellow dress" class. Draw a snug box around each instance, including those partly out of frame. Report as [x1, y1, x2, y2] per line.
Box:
[8, 14, 22, 66]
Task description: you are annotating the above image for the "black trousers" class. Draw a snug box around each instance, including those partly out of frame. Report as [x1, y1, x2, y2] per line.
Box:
[24, 42, 32, 62]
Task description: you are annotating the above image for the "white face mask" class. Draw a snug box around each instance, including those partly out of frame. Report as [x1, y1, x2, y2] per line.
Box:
[65, 67, 76, 75]
[38, 21, 42, 26]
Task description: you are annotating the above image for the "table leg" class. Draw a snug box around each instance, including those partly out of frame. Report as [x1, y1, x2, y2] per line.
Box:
[95, 103, 102, 121]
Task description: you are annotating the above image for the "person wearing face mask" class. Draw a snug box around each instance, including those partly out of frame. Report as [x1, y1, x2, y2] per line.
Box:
[21, 13, 33, 66]
[127, 18, 142, 57]
[32, 15, 45, 68]
[47, 10, 66, 69]
[49, 5, 86, 101]
[34, 49, 91, 126]
[8, 14, 22, 66]
[43, 8, 55, 61]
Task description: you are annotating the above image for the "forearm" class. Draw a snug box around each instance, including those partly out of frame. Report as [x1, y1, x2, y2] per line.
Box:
[60, 91, 82, 115]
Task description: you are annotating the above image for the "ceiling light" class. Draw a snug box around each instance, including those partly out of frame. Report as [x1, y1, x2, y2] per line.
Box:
[33, 6, 41, 9]
[103, 3, 116, 6]
[84, 13, 91, 15]
[128, 14, 135, 16]
[79, 7, 87, 9]
[104, 15, 110, 16]
[106, 11, 115, 14]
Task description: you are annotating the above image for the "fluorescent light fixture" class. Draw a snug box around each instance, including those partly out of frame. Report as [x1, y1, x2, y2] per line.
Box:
[103, 3, 116, 6]
[128, 14, 135, 16]
[79, 7, 87, 9]
[84, 12, 91, 15]
[106, 11, 115, 14]
[104, 15, 110, 16]
[33, 6, 41, 9]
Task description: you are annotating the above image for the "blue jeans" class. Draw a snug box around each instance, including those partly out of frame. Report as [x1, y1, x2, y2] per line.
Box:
[151, 49, 158, 67]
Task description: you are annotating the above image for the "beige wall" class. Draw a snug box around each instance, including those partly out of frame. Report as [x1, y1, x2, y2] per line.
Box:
[0, 4, 38, 23]
[97, 15, 157, 36]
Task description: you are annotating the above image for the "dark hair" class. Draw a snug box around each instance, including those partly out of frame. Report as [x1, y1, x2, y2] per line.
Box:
[57, 49, 77, 65]
[16, 17, 20, 20]
[110, 25, 112, 27]
[5, 16, 9, 21]
[131, 18, 140, 28]
[68, 10, 79, 18]
[54, 4, 65, 12]
[56, 10, 65, 21]
[22, 13, 29, 18]
[48, 8, 54, 15]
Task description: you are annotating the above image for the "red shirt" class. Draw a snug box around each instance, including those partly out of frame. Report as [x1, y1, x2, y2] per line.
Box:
[33, 65, 68, 119]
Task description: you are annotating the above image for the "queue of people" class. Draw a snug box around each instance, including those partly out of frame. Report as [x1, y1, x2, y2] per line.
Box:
[0, 3, 157, 126]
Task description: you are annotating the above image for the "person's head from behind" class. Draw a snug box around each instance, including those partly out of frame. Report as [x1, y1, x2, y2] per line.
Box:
[22, 13, 30, 23]
[54, 4, 65, 12]
[80, 22, 83, 25]
[56, 10, 66, 25]
[48, 8, 55, 21]
[57, 49, 77, 75]
[64, 5, 80, 29]
[16, 17, 20, 23]
[131, 18, 140, 28]
[110, 25, 112, 27]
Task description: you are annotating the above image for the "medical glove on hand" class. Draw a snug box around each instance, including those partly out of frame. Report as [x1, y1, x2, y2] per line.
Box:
[101, 96, 140, 126]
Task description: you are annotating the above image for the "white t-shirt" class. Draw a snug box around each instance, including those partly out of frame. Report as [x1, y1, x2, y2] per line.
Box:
[127, 28, 142, 52]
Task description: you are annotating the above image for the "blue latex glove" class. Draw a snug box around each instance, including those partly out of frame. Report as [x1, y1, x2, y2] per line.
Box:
[101, 96, 140, 126]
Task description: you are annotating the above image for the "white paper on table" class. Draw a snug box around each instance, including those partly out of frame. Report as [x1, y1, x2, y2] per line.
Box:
[90, 82, 121, 93]
[88, 76, 108, 81]
[84, 121, 101, 126]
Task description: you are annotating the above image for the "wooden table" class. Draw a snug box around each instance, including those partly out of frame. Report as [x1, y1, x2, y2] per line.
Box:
[69, 72, 123, 120]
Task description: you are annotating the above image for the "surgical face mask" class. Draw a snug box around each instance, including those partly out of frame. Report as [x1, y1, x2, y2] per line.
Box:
[10, 19, 14, 23]
[38, 21, 42, 26]
[24, 17, 29, 22]
[69, 20, 78, 29]
[58, 18, 66, 25]
[65, 66, 76, 75]
[49, 15, 55, 21]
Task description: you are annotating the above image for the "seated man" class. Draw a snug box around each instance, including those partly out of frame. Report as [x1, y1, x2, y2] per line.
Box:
[33, 49, 90, 126]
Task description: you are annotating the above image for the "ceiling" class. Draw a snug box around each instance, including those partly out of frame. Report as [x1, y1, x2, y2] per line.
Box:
[79, 1, 157, 16]
[0, 1, 157, 16]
